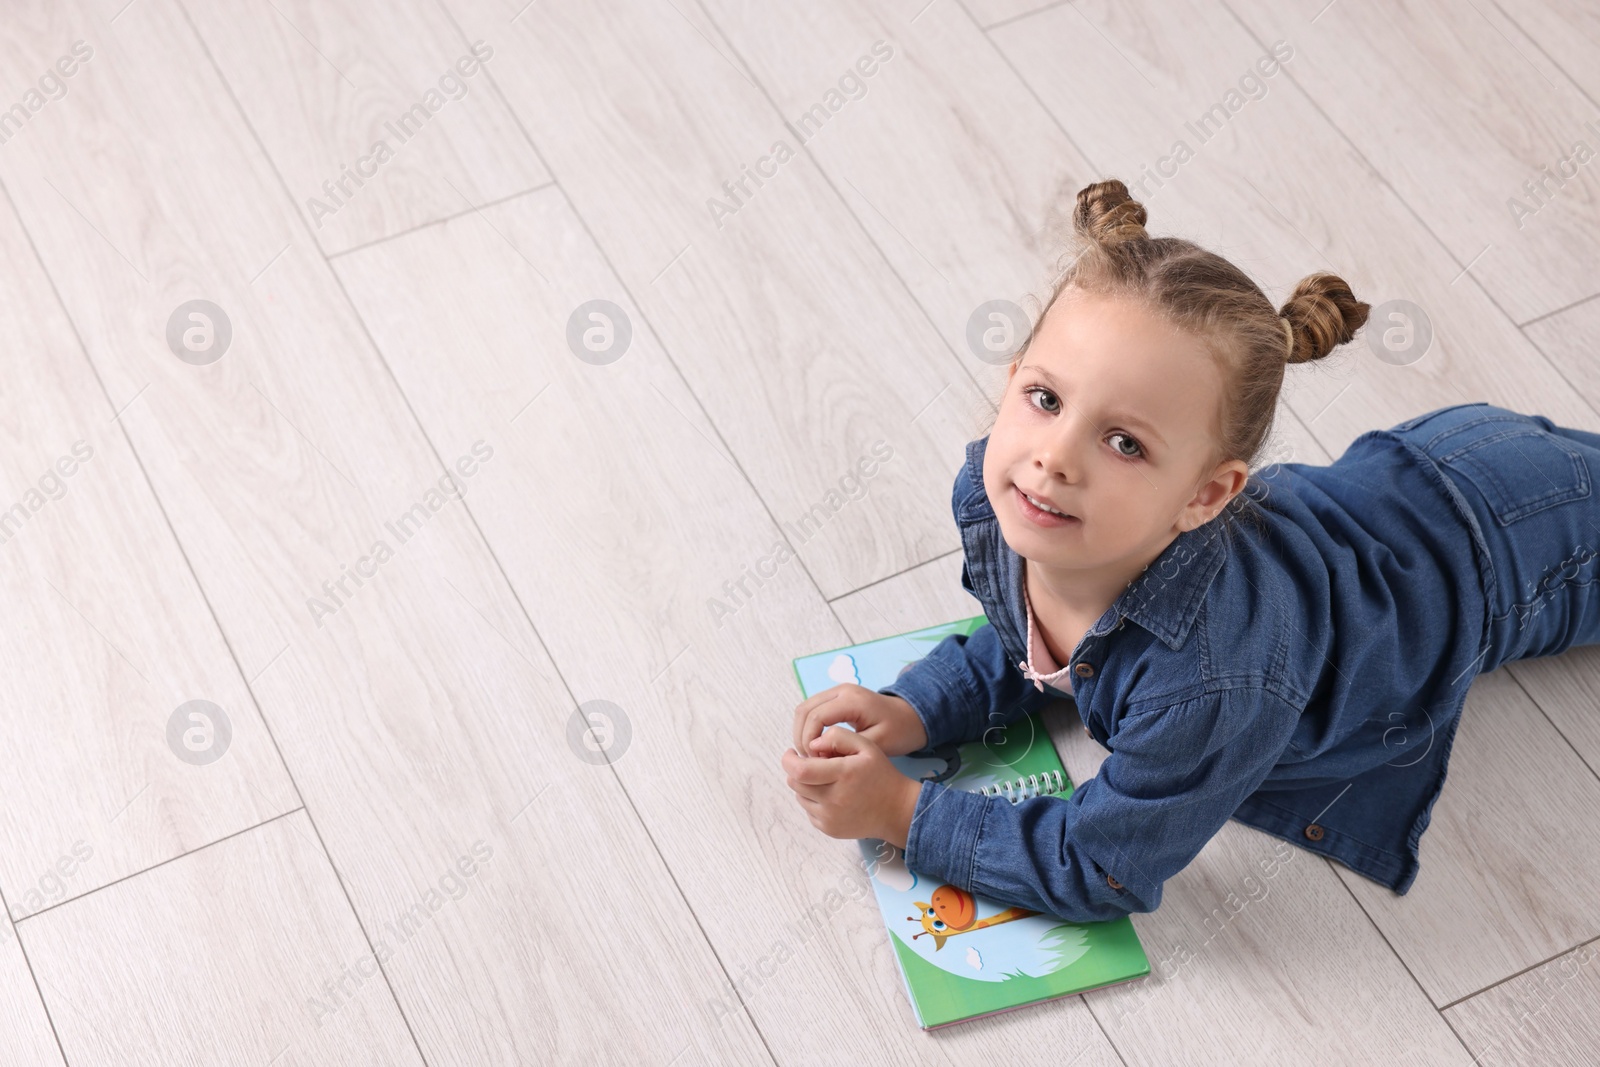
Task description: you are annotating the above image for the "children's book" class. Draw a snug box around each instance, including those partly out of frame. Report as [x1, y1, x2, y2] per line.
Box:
[792, 614, 1151, 1030]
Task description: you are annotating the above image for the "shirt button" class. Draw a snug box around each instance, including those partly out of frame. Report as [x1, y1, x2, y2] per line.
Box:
[1074, 663, 1094, 678]
[1304, 824, 1325, 841]
[1082, 725, 1092, 737]
[1106, 874, 1123, 890]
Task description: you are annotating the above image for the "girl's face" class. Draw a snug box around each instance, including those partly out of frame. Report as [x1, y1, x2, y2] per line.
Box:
[982, 287, 1249, 582]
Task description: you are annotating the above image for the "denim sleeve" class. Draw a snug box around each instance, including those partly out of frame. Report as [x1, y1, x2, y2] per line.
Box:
[902, 687, 1301, 923]
[875, 622, 1053, 753]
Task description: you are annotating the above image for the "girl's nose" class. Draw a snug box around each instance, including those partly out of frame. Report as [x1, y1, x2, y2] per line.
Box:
[1035, 424, 1088, 481]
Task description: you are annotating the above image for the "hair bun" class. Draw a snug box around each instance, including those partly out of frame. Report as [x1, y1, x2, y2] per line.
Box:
[1279, 272, 1371, 364]
[1073, 179, 1149, 248]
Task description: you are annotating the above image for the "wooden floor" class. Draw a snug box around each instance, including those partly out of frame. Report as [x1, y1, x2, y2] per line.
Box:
[1, 0, 1597, 1062]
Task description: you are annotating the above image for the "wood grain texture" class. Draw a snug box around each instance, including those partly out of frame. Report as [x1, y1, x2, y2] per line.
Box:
[963, 0, 1063, 29]
[1224, 0, 1600, 324]
[1090, 813, 1476, 1067]
[333, 187, 1007, 1061]
[1444, 935, 1600, 1066]
[1503, 645, 1600, 794]
[182, 0, 550, 255]
[438, 0, 997, 600]
[19, 811, 426, 1066]
[1, 2, 767, 1062]
[1492, 0, 1600, 108]
[0, 914, 64, 1067]
[697, 0, 1098, 396]
[0, 173, 299, 913]
[830, 549, 975, 643]
[2, 0, 1598, 1060]
[1523, 295, 1600, 430]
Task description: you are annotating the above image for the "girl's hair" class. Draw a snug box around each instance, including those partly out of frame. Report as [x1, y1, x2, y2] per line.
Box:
[990, 178, 1372, 539]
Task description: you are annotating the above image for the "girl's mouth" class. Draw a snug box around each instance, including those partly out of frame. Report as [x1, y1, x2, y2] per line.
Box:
[1015, 486, 1080, 528]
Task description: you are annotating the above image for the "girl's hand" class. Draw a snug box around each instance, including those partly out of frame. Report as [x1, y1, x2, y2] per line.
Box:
[791, 684, 929, 758]
[781, 727, 922, 848]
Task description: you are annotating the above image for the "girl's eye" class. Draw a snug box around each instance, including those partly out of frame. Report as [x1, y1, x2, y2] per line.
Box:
[1108, 432, 1145, 460]
[1025, 386, 1062, 415]
[1023, 387, 1146, 460]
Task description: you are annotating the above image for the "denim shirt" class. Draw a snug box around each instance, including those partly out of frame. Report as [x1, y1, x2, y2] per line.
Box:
[880, 427, 1492, 924]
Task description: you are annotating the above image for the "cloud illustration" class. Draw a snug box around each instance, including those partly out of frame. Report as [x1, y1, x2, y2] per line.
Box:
[827, 654, 860, 686]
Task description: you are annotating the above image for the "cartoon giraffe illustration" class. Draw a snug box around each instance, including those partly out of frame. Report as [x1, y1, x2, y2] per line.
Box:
[909, 884, 1038, 951]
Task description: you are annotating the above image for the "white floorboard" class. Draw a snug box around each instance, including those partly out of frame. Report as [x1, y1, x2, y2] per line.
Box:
[1, 0, 1597, 1061]
[183, 0, 550, 255]
[0, 160, 299, 916]
[19, 811, 424, 1066]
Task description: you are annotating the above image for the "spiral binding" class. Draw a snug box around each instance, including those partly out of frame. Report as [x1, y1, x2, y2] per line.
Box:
[973, 768, 1068, 803]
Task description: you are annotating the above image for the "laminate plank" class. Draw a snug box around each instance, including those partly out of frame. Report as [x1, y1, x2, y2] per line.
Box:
[19, 811, 424, 1066]
[1089, 817, 1473, 1066]
[991, 0, 1598, 448]
[1523, 294, 1600, 434]
[2, 0, 1593, 1056]
[334, 187, 998, 1062]
[964, 0, 1063, 29]
[438, 0, 998, 600]
[829, 548, 974, 643]
[0, 3, 767, 1062]
[1443, 936, 1600, 1067]
[697, 0, 1098, 391]
[1224, 0, 1600, 324]
[1502, 646, 1600, 800]
[0, 181, 298, 912]
[1494, 0, 1600, 107]
[0, 915, 64, 1067]
[182, 0, 549, 255]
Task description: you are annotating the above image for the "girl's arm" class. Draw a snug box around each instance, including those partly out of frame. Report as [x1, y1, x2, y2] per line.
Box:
[903, 686, 1302, 924]
[875, 621, 1054, 754]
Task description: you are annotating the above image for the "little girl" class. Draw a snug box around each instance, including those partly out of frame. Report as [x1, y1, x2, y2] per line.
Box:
[784, 178, 1600, 925]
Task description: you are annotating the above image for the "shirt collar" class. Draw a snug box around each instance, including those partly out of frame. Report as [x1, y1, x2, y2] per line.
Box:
[957, 435, 1229, 651]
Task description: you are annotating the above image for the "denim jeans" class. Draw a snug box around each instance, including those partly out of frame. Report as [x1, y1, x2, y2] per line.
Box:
[1386, 402, 1600, 675]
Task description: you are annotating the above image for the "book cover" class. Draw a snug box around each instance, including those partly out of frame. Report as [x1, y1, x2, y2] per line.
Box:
[792, 614, 1151, 1030]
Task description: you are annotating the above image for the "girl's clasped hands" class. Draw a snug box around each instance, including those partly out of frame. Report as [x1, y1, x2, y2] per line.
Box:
[781, 685, 929, 849]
